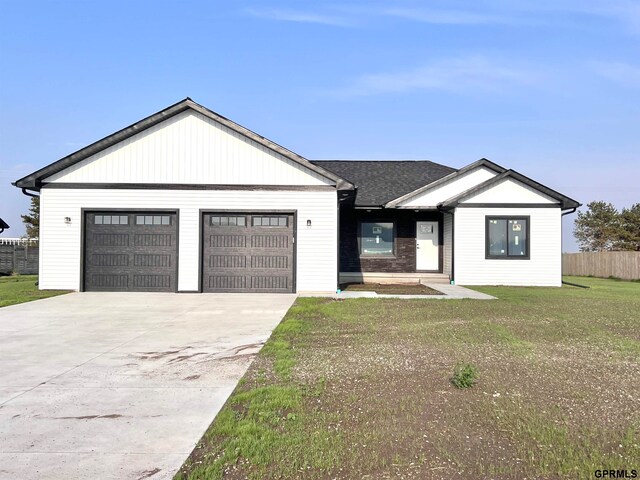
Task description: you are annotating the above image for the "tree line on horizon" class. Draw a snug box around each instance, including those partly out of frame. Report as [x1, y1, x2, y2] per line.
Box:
[574, 201, 640, 252]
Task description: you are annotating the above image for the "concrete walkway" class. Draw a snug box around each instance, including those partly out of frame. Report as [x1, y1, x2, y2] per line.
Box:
[302, 283, 495, 300]
[0, 292, 296, 480]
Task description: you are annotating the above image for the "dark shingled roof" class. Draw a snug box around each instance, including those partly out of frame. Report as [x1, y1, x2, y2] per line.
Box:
[310, 160, 457, 206]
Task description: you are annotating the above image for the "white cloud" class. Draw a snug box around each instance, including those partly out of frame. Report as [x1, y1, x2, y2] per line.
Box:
[243, 7, 353, 27]
[590, 61, 640, 86]
[333, 56, 541, 97]
[376, 7, 518, 26]
[243, 1, 640, 32]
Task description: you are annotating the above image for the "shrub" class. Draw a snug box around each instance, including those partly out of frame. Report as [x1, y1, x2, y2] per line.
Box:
[451, 362, 477, 389]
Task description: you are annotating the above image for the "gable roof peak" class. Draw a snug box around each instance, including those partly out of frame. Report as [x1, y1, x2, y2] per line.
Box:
[13, 99, 353, 191]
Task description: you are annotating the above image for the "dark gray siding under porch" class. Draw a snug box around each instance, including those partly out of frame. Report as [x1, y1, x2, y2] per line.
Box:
[339, 209, 443, 274]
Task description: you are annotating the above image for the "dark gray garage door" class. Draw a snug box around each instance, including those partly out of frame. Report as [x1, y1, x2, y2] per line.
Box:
[84, 211, 177, 292]
[202, 212, 295, 293]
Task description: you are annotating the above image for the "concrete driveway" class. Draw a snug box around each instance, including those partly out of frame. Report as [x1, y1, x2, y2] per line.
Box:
[0, 292, 296, 480]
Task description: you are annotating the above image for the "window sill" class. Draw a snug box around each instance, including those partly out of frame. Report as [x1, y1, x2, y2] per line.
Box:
[485, 256, 530, 260]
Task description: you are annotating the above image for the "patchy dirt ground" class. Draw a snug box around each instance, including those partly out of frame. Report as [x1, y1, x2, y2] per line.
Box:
[176, 277, 640, 480]
[341, 283, 442, 295]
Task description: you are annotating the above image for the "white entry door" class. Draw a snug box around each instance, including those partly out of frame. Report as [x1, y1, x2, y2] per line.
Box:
[416, 221, 439, 271]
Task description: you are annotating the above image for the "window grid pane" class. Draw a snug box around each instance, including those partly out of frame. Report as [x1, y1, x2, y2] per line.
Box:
[95, 215, 103, 225]
[488, 219, 507, 256]
[132, 214, 171, 225]
[252, 216, 287, 227]
[508, 219, 527, 256]
[210, 216, 246, 227]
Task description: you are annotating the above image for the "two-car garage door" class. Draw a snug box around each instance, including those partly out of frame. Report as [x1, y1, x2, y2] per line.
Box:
[83, 211, 295, 293]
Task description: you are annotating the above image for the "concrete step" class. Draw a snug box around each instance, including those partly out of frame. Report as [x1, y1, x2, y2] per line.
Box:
[340, 272, 451, 285]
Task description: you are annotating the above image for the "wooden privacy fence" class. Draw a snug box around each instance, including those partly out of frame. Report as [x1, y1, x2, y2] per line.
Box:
[0, 239, 39, 275]
[562, 252, 640, 280]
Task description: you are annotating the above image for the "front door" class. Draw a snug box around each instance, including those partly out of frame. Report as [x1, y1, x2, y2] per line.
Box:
[416, 221, 439, 271]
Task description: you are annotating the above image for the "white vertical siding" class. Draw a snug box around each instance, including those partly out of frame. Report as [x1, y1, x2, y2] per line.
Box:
[454, 207, 562, 286]
[460, 178, 557, 204]
[398, 167, 497, 207]
[443, 212, 453, 277]
[44, 111, 332, 186]
[39, 188, 338, 293]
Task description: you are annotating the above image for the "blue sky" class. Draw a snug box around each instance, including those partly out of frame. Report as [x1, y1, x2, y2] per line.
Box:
[1, 0, 639, 251]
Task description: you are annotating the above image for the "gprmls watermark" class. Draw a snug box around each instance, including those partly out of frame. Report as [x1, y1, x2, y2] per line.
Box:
[594, 470, 638, 479]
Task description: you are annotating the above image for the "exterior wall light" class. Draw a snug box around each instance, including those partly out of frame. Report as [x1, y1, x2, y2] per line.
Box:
[64, 217, 71, 224]
[306, 219, 312, 228]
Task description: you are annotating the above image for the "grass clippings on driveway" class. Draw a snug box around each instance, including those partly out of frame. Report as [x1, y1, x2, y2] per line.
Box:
[341, 282, 442, 295]
[176, 276, 640, 480]
[0, 275, 70, 307]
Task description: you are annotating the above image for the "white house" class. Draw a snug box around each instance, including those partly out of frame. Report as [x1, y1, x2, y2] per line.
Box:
[13, 99, 580, 293]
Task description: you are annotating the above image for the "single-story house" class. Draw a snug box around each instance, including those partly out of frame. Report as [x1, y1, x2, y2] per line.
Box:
[13, 98, 580, 293]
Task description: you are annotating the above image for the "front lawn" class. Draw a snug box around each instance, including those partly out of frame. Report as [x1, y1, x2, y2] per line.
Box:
[176, 276, 640, 479]
[0, 275, 70, 307]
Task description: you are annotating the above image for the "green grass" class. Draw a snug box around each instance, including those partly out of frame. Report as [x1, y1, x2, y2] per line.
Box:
[176, 276, 640, 479]
[0, 275, 70, 307]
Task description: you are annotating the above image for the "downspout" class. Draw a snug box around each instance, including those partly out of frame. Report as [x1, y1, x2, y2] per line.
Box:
[450, 211, 455, 284]
[21, 188, 40, 198]
[437, 205, 454, 284]
[336, 193, 341, 293]
[560, 206, 587, 287]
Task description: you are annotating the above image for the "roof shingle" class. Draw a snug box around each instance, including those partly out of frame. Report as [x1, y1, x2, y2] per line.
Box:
[310, 160, 456, 206]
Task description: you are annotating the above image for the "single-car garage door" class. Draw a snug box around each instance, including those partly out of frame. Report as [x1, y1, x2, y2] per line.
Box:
[84, 211, 178, 292]
[202, 212, 295, 293]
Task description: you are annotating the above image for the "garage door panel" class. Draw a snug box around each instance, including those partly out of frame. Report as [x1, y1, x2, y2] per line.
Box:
[208, 275, 248, 290]
[90, 274, 129, 289]
[89, 254, 129, 267]
[84, 211, 177, 292]
[209, 255, 247, 269]
[202, 213, 294, 293]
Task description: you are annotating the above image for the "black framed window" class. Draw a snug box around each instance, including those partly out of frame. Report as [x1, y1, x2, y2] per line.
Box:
[360, 221, 395, 256]
[95, 215, 128, 225]
[210, 216, 246, 226]
[135, 215, 171, 225]
[486, 216, 529, 259]
[253, 216, 288, 227]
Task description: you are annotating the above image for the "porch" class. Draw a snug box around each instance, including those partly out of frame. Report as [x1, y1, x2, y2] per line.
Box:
[338, 208, 453, 285]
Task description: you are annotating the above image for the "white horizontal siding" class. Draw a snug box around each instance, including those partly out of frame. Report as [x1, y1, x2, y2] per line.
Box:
[454, 207, 562, 286]
[39, 188, 338, 293]
[44, 111, 332, 186]
[460, 178, 557, 204]
[443, 212, 453, 277]
[399, 167, 496, 207]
